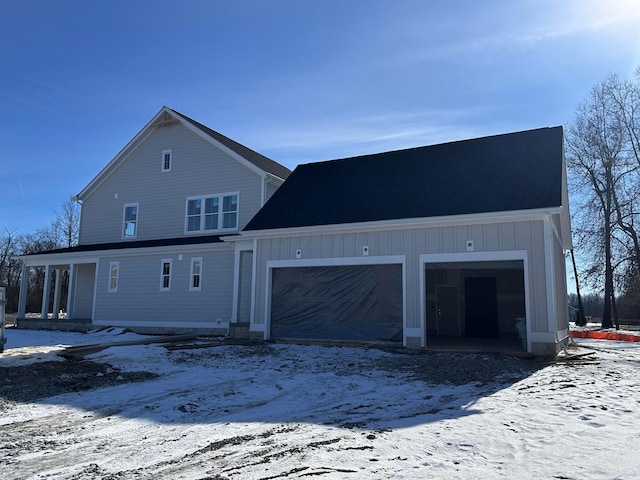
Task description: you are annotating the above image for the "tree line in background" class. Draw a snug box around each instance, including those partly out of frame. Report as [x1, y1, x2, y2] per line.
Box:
[3, 69, 640, 328]
[566, 67, 640, 329]
[0, 199, 80, 313]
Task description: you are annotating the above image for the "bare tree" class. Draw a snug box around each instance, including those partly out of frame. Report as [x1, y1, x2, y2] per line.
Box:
[566, 74, 629, 329]
[51, 198, 80, 248]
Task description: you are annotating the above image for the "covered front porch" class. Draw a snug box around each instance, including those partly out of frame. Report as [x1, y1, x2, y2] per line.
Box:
[16, 253, 98, 325]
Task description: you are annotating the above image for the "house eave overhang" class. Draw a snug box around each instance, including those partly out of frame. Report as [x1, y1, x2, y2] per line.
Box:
[240, 207, 563, 239]
[17, 237, 232, 266]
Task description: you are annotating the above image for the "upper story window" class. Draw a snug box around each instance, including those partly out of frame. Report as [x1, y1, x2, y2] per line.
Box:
[123, 203, 138, 238]
[185, 193, 238, 233]
[162, 149, 172, 172]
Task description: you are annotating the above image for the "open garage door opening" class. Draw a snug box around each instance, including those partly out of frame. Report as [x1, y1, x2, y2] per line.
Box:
[425, 260, 527, 352]
[270, 264, 403, 344]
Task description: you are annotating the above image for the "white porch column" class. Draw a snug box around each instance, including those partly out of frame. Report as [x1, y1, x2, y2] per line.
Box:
[231, 247, 241, 323]
[52, 269, 62, 319]
[66, 264, 77, 319]
[17, 264, 29, 318]
[40, 265, 53, 319]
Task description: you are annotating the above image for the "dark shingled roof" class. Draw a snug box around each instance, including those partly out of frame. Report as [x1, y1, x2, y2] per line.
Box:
[171, 109, 291, 180]
[21, 235, 225, 257]
[244, 126, 564, 231]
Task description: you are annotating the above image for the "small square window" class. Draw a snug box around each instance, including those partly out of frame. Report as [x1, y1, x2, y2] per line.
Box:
[162, 150, 172, 172]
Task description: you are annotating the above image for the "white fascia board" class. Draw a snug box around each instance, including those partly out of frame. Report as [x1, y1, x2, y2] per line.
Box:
[267, 254, 405, 269]
[221, 235, 254, 250]
[19, 254, 100, 267]
[18, 241, 232, 265]
[77, 107, 171, 200]
[240, 208, 561, 240]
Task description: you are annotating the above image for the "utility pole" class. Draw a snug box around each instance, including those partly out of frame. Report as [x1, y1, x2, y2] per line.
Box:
[0, 287, 6, 353]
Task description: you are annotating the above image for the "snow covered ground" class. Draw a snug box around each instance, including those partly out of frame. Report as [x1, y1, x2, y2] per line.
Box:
[1, 328, 639, 480]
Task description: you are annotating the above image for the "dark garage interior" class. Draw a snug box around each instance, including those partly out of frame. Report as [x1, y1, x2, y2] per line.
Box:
[425, 260, 527, 352]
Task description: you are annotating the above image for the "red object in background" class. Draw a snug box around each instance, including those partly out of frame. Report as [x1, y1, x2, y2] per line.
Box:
[570, 330, 640, 342]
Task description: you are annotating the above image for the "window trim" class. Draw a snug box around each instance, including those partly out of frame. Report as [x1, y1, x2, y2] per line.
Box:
[162, 149, 172, 172]
[108, 261, 120, 293]
[160, 258, 172, 292]
[184, 192, 239, 234]
[190, 257, 203, 291]
[122, 203, 139, 239]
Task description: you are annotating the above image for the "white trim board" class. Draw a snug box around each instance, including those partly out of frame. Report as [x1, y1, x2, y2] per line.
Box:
[241, 209, 556, 239]
[419, 250, 531, 351]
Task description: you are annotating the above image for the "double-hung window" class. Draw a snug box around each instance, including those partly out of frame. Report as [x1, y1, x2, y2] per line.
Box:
[162, 149, 172, 172]
[123, 203, 138, 238]
[108, 262, 119, 293]
[160, 259, 172, 291]
[190, 257, 203, 291]
[186, 193, 238, 233]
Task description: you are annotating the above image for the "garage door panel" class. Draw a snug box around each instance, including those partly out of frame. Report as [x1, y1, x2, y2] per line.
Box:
[271, 264, 403, 342]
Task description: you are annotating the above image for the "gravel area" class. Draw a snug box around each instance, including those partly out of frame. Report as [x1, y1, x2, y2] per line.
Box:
[0, 359, 158, 410]
[0, 343, 539, 413]
[376, 350, 542, 385]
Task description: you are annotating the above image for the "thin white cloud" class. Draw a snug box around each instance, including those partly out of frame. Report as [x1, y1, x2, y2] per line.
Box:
[403, 1, 640, 62]
[245, 109, 495, 167]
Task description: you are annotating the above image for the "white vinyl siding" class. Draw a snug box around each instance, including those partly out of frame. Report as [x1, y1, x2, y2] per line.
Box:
[190, 257, 203, 291]
[92, 248, 234, 327]
[185, 193, 238, 234]
[122, 203, 138, 239]
[78, 121, 265, 244]
[108, 261, 119, 292]
[162, 149, 172, 172]
[252, 218, 553, 344]
[74, 264, 96, 319]
[160, 259, 172, 291]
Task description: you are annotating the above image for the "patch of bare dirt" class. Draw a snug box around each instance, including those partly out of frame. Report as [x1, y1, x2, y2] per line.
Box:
[0, 359, 157, 410]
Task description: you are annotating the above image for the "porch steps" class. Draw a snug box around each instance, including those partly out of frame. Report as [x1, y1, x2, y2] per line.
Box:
[227, 321, 250, 339]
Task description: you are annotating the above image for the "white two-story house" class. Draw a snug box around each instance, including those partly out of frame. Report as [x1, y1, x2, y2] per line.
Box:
[17, 111, 571, 355]
[17, 107, 290, 334]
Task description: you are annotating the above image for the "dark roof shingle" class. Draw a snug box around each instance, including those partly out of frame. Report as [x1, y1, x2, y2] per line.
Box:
[21, 235, 225, 257]
[244, 126, 564, 231]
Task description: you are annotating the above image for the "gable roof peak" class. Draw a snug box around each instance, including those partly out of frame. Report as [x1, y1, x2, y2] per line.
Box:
[77, 107, 291, 199]
[167, 108, 291, 180]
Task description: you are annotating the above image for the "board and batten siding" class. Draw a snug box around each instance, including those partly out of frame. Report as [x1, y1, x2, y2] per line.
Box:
[252, 218, 557, 342]
[79, 121, 264, 244]
[73, 263, 96, 319]
[93, 246, 235, 327]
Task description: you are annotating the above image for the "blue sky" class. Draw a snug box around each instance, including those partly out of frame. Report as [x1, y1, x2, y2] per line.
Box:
[1, 0, 640, 235]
